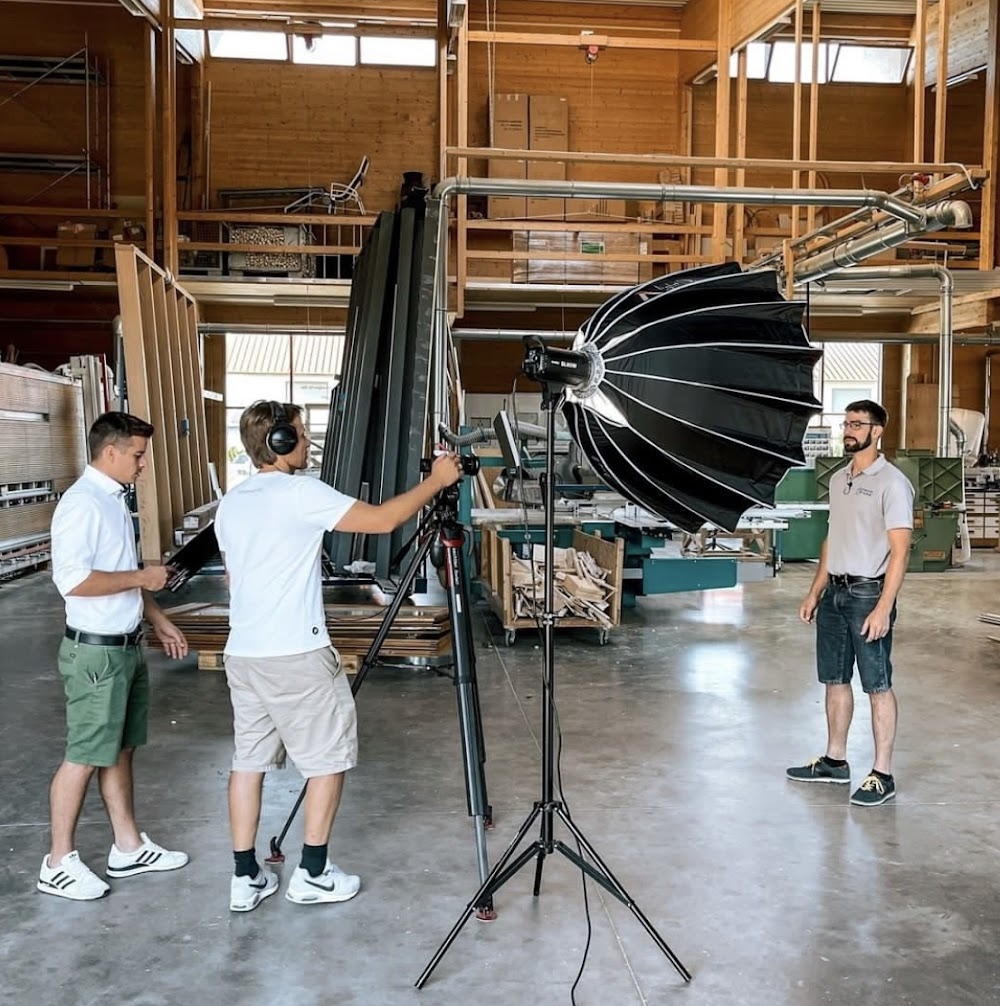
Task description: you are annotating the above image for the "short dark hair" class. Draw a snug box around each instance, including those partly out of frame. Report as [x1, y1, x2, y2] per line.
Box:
[88, 412, 154, 460]
[845, 399, 887, 428]
[240, 400, 303, 467]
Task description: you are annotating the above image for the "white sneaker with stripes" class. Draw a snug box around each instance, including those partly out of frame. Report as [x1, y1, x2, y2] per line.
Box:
[106, 832, 189, 878]
[37, 851, 110, 901]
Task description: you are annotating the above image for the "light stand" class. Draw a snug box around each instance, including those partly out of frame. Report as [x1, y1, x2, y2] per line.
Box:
[267, 482, 496, 917]
[416, 365, 691, 987]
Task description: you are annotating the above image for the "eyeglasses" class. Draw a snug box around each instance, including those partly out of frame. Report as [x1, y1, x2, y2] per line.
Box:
[841, 420, 876, 431]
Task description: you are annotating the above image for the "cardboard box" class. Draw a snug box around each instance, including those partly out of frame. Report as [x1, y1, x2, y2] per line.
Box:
[489, 94, 528, 219]
[512, 230, 639, 285]
[529, 95, 568, 151]
[56, 222, 97, 268]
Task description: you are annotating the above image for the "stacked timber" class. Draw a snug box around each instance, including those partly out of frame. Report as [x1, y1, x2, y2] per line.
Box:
[510, 545, 616, 628]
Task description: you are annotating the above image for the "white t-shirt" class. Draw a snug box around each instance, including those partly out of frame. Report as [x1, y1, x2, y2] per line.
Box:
[215, 472, 356, 657]
[51, 465, 143, 634]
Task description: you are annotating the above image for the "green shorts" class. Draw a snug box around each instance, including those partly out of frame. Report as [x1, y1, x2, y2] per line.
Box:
[58, 637, 149, 767]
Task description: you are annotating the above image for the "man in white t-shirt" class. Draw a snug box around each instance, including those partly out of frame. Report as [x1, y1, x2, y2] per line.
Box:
[215, 400, 462, 912]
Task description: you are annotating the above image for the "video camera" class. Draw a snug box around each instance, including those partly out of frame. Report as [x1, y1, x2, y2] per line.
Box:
[420, 455, 480, 478]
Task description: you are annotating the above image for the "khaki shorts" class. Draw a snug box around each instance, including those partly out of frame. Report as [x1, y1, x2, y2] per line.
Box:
[224, 647, 357, 778]
[58, 637, 149, 767]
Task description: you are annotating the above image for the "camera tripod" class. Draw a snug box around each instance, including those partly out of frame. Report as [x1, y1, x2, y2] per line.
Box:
[416, 386, 690, 987]
[267, 482, 495, 916]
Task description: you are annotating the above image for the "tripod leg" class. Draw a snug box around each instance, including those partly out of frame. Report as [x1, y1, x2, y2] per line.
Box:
[551, 807, 691, 982]
[416, 804, 544, 989]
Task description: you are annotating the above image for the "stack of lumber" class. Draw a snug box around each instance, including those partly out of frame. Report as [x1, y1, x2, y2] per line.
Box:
[148, 602, 452, 661]
[510, 545, 616, 628]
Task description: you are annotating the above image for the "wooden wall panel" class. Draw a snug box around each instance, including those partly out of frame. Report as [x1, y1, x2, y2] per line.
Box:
[203, 61, 438, 212]
[115, 245, 211, 563]
[924, 0, 990, 83]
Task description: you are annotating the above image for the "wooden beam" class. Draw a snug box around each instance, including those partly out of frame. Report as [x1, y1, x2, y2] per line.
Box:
[712, 0, 731, 263]
[456, 12, 468, 318]
[791, 0, 803, 242]
[982, 0, 999, 270]
[806, 3, 821, 234]
[437, 0, 448, 184]
[467, 31, 716, 51]
[733, 48, 748, 262]
[913, 0, 927, 162]
[934, 0, 949, 172]
[161, 0, 179, 276]
[145, 24, 156, 260]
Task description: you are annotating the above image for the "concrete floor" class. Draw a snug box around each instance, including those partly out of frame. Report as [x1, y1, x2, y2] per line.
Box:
[3, 556, 1000, 1006]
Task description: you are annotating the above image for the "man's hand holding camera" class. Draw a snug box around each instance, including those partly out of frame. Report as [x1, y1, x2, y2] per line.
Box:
[429, 452, 464, 489]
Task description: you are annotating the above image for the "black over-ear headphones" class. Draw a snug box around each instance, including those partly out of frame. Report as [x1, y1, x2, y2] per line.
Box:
[266, 401, 299, 456]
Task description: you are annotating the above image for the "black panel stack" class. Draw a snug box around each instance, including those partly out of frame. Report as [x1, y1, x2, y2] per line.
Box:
[319, 199, 439, 578]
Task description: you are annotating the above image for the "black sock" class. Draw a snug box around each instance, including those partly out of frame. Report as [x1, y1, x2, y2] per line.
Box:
[872, 768, 893, 782]
[234, 849, 259, 879]
[301, 843, 328, 878]
[823, 756, 848, 768]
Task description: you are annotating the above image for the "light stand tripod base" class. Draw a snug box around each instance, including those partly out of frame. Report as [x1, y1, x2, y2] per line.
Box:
[415, 386, 690, 990]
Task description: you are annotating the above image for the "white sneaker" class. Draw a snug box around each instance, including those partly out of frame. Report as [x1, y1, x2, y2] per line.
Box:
[230, 867, 279, 913]
[106, 832, 189, 878]
[285, 861, 360, 905]
[37, 851, 110, 901]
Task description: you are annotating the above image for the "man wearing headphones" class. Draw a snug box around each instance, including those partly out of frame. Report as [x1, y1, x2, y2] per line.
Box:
[215, 400, 462, 912]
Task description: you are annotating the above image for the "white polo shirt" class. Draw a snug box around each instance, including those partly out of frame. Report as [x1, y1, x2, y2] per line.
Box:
[215, 472, 356, 658]
[827, 455, 914, 579]
[51, 465, 143, 634]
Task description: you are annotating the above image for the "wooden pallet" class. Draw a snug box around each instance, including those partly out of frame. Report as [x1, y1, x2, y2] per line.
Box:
[197, 650, 360, 673]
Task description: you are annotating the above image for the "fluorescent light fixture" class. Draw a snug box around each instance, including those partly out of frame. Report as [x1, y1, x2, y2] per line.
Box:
[0, 280, 76, 291]
[118, 0, 150, 17]
[448, 0, 467, 29]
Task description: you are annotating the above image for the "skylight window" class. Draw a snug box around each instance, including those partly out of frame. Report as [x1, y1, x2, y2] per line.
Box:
[292, 34, 357, 66]
[829, 45, 911, 84]
[359, 36, 436, 67]
[208, 30, 288, 61]
[729, 42, 769, 79]
[767, 41, 830, 84]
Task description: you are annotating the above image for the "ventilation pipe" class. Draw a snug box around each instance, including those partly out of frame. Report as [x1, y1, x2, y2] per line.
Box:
[431, 176, 965, 438]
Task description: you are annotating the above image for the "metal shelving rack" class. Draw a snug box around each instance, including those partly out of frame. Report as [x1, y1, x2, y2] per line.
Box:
[0, 42, 110, 207]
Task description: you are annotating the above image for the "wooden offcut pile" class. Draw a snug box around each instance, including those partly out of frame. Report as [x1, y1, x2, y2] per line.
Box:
[509, 545, 616, 628]
[148, 602, 452, 660]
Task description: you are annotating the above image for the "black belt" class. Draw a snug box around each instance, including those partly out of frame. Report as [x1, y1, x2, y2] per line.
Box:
[828, 574, 885, 587]
[65, 626, 143, 648]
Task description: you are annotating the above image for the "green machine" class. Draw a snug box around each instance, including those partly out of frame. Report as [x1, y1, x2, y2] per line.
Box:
[773, 466, 828, 561]
[811, 453, 961, 573]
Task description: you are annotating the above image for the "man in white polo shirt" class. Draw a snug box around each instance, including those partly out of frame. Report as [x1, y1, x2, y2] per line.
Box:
[42, 412, 190, 901]
[787, 400, 914, 806]
[216, 400, 462, 912]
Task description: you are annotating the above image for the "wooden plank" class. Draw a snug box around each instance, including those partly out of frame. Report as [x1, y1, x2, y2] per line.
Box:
[145, 23, 156, 260]
[733, 48, 748, 261]
[161, 0, 179, 276]
[913, 0, 927, 163]
[177, 211, 377, 225]
[711, 0, 731, 262]
[181, 298, 211, 503]
[146, 268, 184, 557]
[934, 0, 950, 173]
[166, 290, 196, 515]
[467, 31, 716, 52]
[806, 4, 821, 234]
[457, 13, 469, 318]
[982, 0, 999, 270]
[791, 0, 803, 242]
[115, 247, 164, 564]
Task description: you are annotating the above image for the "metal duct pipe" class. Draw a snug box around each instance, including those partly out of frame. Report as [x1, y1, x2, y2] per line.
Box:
[430, 176, 957, 437]
[791, 201, 973, 285]
[802, 265, 954, 454]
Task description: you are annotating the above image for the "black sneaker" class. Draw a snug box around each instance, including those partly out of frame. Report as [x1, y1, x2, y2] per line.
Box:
[786, 756, 850, 785]
[850, 773, 896, 806]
